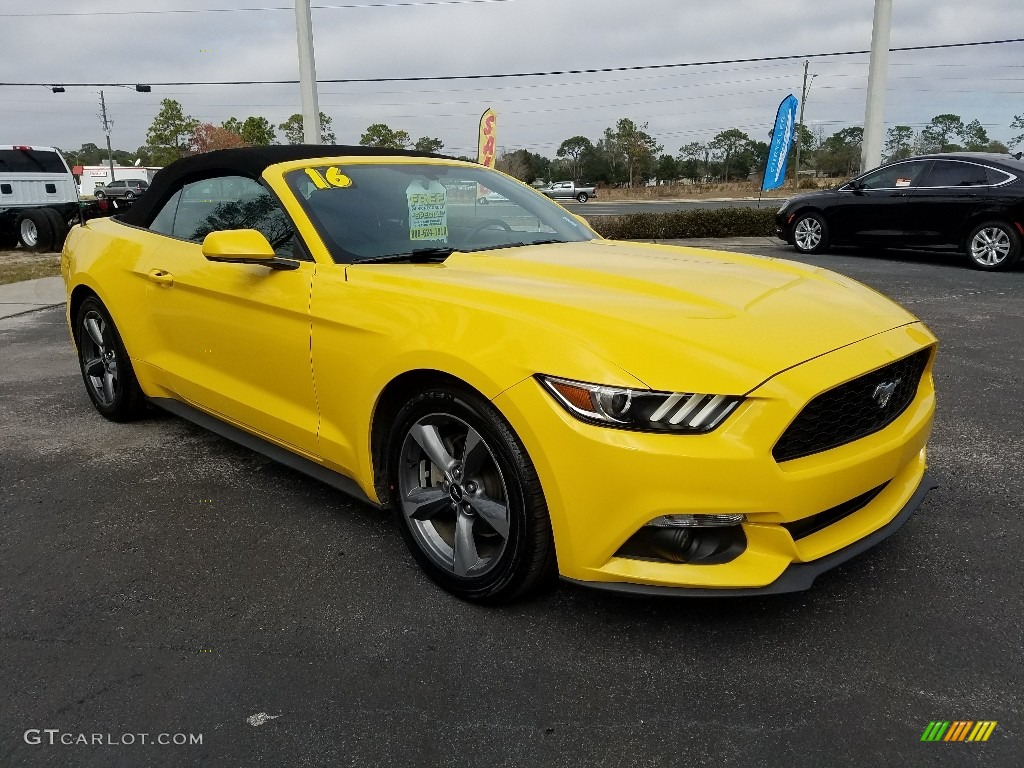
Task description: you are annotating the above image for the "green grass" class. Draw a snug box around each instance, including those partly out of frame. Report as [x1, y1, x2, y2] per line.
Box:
[0, 255, 61, 286]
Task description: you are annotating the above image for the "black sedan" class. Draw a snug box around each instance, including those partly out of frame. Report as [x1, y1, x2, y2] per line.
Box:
[776, 153, 1024, 270]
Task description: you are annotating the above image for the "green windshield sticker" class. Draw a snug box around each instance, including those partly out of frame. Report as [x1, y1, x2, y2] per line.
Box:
[406, 180, 448, 242]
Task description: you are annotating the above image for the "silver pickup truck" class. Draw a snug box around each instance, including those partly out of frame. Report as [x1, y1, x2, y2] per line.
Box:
[539, 181, 597, 203]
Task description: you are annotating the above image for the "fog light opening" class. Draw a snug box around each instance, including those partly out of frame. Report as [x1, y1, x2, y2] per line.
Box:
[615, 519, 747, 565]
[648, 513, 747, 528]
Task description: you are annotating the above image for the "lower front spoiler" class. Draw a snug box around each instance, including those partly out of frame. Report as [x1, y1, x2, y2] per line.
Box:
[563, 472, 937, 598]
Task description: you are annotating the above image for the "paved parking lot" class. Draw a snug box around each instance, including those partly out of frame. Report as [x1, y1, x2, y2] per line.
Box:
[1, 241, 1021, 767]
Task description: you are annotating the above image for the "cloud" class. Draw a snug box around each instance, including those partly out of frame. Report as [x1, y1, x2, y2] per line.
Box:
[4, 0, 1023, 159]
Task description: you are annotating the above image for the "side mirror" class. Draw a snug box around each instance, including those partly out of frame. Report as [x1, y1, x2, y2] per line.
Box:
[201, 229, 297, 270]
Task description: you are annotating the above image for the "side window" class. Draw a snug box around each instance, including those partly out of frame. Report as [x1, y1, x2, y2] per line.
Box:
[858, 161, 929, 189]
[172, 175, 296, 256]
[919, 161, 989, 187]
[985, 167, 1012, 185]
[148, 189, 181, 235]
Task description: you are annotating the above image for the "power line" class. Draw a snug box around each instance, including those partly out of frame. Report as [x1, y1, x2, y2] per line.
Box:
[4, 37, 1022, 89]
[0, 0, 513, 17]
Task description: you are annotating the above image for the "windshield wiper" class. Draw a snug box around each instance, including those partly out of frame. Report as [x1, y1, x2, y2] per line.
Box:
[354, 247, 455, 265]
[462, 239, 569, 254]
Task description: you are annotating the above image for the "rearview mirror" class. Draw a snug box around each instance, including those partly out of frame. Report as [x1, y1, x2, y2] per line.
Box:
[201, 229, 297, 270]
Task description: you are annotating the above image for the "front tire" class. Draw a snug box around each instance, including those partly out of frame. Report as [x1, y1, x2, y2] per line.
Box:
[387, 386, 556, 603]
[966, 221, 1020, 271]
[75, 296, 147, 422]
[94, 190, 105, 199]
[791, 212, 829, 254]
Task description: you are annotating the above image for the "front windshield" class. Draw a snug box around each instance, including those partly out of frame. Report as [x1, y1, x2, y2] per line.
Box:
[285, 162, 597, 263]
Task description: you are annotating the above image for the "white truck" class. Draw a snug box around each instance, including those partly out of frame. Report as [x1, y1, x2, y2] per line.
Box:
[539, 180, 597, 203]
[0, 145, 131, 252]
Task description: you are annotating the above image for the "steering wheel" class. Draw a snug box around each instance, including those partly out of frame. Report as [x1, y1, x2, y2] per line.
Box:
[466, 218, 513, 241]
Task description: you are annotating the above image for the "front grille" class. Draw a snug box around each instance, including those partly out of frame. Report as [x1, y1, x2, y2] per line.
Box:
[773, 349, 931, 462]
[782, 482, 888, 540]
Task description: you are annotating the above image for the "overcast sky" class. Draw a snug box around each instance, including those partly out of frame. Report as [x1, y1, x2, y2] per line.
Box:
[3, 0, 1023, 160]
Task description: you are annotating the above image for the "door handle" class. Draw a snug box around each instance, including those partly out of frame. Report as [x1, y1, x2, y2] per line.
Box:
[147, 269, 174, 287]
[892, 192, 911, 197]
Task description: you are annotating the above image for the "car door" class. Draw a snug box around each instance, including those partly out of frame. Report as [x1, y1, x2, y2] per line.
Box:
[904, 159, 995, 246]
[135, 175, 321, 457]
[827, 160, 930, 246]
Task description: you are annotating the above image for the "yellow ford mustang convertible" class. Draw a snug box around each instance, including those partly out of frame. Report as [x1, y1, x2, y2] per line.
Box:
[62, 146, 937, 603]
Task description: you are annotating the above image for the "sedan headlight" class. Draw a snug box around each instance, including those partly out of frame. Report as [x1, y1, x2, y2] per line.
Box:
[537, 375, 742, 433]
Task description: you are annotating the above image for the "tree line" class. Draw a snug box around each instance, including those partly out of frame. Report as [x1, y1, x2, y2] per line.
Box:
[60, 98, 1024, 189]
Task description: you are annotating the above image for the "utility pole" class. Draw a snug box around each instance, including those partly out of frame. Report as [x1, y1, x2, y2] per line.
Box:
[794, 60, 815, 184]
[294, 0, 321, 144]
[861, 0, 892, 172]
[99, 90, 115, 182]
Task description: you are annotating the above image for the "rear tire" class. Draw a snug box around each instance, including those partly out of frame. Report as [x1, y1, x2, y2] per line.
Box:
[966, 221, 1020, 271]
[16, 209, 55, 252]
[41, 208, 68, 252]
[576, 192, 589, 203]
[387, 386, 557, 603]
[791, 211, 829, 254]
[75, 296, 148, 422]
[94, 190, 105, 199]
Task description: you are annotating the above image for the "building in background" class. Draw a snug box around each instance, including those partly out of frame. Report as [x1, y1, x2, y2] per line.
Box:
[72, 165, 162, 197]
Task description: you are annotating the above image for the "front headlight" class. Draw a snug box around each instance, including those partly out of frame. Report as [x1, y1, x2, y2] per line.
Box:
[536, 375, 742, 433]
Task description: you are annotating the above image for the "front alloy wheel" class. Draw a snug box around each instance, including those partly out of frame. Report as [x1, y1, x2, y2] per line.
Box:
[792, 212, 829, 254]
[389, 387, 556, 603]
[967, 221, 1020, 271]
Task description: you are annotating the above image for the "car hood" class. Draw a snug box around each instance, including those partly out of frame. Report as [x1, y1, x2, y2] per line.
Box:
[345, 240, 920, 393]
[780, 189, 842, 209]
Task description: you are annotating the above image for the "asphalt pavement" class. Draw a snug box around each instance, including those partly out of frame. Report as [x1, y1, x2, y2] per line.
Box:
[1, 241, 1021, 767]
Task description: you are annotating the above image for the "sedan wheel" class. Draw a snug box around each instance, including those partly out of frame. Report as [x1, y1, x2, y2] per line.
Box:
[967, 222, 1020, 271]
[792, 212, 829, 254]
[389, 387, 556, 603]
[76, 296, 147, 421]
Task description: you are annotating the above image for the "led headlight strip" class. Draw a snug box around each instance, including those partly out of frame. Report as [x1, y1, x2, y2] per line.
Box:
[537, 375, 743, 433]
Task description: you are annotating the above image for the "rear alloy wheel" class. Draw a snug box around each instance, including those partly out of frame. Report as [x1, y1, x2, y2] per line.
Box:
[792, 212, 829, 254]
[94, 190, 105, 199]
[16, 209, 55, 252]
[389, 386, 556, 603]
[125, 190, 136, 200]
[967, 221, 1020, 271]
[576, 192, 589, 203]
[75, 296, 147, 422]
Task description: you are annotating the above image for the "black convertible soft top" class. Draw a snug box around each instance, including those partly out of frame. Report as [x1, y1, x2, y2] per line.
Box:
[120, 144, 450, 227]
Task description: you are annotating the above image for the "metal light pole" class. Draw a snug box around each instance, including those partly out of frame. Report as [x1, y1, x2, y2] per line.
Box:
[861, 0, 892, 172]
[294, 0, 321, 144]
[99, 90, 116, 182]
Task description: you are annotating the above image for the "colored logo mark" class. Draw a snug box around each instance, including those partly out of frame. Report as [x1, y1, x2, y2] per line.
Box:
[921, 721, 997, 742]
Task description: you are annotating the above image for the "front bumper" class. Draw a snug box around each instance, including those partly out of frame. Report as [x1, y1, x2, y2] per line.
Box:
[564, 472, 936, 596]
[493, 323, 937, 593]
